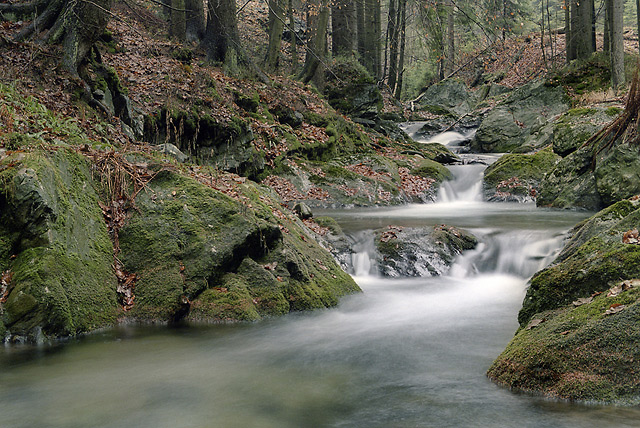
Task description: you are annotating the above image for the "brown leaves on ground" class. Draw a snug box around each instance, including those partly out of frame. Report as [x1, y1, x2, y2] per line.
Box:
[622, 228, 639, 244]
[380, 225, 403, 243]
[114, 266, 137, 311]
[0, 269, 12, 304]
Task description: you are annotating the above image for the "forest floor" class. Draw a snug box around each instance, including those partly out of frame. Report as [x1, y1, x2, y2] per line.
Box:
[0, 0, 638, 147]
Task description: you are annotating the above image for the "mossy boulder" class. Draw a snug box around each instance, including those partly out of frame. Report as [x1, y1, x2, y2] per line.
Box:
[415, 78, 472, 116]
[145, 108, 264, 179]
[0, 149, 118, 341]
[375, 225, 477, 277]
[552, 107, 614, 157]
[473, 80, 569, 153]
[118, 169, 359, 322]
[411, 158, 453, 183]
[483, 147, 560, 202]
[324, 57, 382, 119]
[489, 285, 640, 404]
[538, 142, 640, 210]
[519, 200, 640, 326]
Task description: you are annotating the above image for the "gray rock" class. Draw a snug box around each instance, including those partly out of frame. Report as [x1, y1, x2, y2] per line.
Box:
[375, 225, 477, 277]
[293, 202, 313, 220]
[155, 143, 189, 163]
[472, 80, 569, 153]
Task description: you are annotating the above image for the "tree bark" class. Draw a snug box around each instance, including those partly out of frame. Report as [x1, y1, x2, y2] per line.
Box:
[363, 0, 381, 78]
[170, 0, 186, 41]
[387, 0, 398, 91]
[356, 0, 365, 61]
[445, 0, 455, 76]
[7, 0, 112, 76]
[394, 0, 406, 99]
[185, 0, 205, 42]
[265, 0, 285, 71]
[331, 0, 356, 56]
[299, 0, 330, 85]
[610, 0, 625, 87]
[575, 0, 594, 60]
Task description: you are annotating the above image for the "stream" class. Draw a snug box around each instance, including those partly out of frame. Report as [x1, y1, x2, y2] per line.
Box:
[2, 128, 640, 427]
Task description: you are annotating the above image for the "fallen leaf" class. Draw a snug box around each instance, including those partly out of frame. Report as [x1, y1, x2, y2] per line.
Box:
[604, 304, 626, 315]
[572, 297, 593, 307]
[526, 318, 544, 330]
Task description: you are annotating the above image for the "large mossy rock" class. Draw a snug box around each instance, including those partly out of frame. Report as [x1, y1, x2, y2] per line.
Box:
[118, 169, 359, 322]
[415, 78, 472, 116]
[0, 149, 118, 341]
[488, 285, 640, 404]
[473, 80, 569, 153]
[375, 225, 477, 277]
[519, 200, 640, 325]
[483, 147, 560, 202]
[552, 107, 619, 157]
[488, 199, 640, 404]
[324, 58, 382, 119]
[538, 142, 640, 210]
[145, 108, 265, 179]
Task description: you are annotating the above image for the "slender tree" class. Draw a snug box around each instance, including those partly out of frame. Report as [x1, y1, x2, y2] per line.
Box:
[332, 0, 356, 56]
[170, 0, 186, 41]
[610, 0, 625, 87]
[265, 0, 286, 71]
[185, 0, 206, 42]
[299, 0, 330, 85]
[394, 0, 407, 99]
[445, 0, 455, 76]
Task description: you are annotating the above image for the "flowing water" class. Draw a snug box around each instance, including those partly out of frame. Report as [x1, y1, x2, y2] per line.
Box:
[2, 130, 640, 427]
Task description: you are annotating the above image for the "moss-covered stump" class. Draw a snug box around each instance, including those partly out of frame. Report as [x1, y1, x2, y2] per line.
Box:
[375, 225, 477, 277]
[519, 200, 640, 326]
[0, 149, 118, 341]
[483, 147, 560, 202]
[118, 169, 359, 323]
[488, 285, 640, 404]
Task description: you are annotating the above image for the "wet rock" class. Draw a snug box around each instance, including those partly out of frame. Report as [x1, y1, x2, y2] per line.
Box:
[472, 80, 569, 153]
[375, 225, 477, 277]
[293, 202, 313, 219]
[0, 149, 118, 341]
[552, 107, 616, 157]
[155, 143, 188, 163]
[483, 147, 560, 202]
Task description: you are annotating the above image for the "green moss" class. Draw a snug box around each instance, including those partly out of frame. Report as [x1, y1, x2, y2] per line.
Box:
[411, 158, 452, 182]
[566, 107, 597, 117]
[605, 106, 623, 116]
[519, 201, 640, 326]
[489, 287, 640, 404]
[484, 146, 560, 194]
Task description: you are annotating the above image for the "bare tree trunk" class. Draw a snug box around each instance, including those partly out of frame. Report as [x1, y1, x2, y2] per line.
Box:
[299, 0, 330, 85]
[185, 0, 206, 42]
[636, 0, 640, 55]
[604, 6, 610, 53]
[265, 0, 285, 71]
[170, 0, 186, 41]
[332, 0, 356, 56]
[289, 0, 298, 73]
[575, 0, 594, 59]
[363, 0, 381, 78]
[568, 0, 578, 61]
[445, 0, 455, 76]
[394, 0, 406, 99]
[610, 0, 625, 87]
[356, 0, 366, 61]
[387, 0, 398, 91]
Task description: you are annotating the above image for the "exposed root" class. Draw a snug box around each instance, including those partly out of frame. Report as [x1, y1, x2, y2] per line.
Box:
[85, 147, 169, 311]
[583, 68, 640, 166]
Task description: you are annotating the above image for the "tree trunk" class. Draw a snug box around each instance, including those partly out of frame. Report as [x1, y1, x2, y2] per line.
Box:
[170, 0, 186, 41]
[289, 0, 298, 73]
[204, 0, 241, 67]
[568, 0, 578, 61]
[394, 0, 406, 99]
[445, 0, 455, 76]
[565, 0, 572, 62]
[265, 0, 285, 71]
[610, 0, 625, 87]
[204, 0, 270, 83]
[6, 0, 112, 76]
[185, 0, 206, 42]
[299, 0, 330, 85]
[603, 6, 610, 53]
[331, 0, 356, 56]
[356, 0, 366, 61]
[387, 0, 398, 91]
[636, 0, 640, 55]
[575, 0, 594, 60]
[363, 0, 381, 78]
